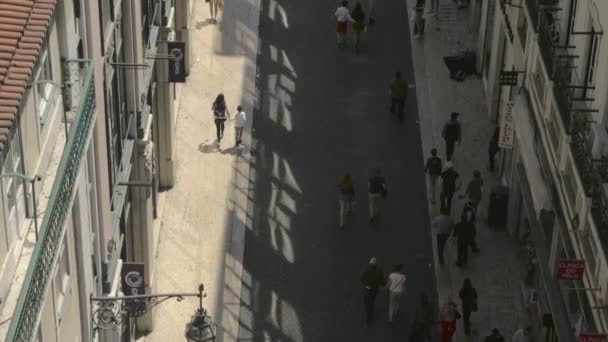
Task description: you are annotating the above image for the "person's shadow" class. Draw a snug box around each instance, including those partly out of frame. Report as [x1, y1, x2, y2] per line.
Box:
[195, 19, 214, 30]
[199, 140, 219, 153]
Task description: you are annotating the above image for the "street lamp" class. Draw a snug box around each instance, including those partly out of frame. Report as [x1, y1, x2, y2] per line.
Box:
[0, 173, 42, 241]
[91, 283, 215, 341]
[185, 284, 216, 342]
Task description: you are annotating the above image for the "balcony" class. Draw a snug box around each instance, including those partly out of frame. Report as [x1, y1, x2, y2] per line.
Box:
[525, 0, 560, 33]
[553, 57, 574, 131]
[5, 63, 96, 341]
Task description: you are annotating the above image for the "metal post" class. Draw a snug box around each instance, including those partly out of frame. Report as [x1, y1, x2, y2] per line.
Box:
[30, 179, 38, 241]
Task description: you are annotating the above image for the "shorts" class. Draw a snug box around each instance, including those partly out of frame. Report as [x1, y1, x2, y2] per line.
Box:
[337, 21, 347, 33]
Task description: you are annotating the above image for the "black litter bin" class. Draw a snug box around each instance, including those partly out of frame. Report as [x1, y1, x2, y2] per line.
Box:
[488, 185, 509, 228]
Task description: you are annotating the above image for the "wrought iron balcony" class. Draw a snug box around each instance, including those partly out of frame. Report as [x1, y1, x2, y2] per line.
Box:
[5, 64, 96, 341]
[553, 57, 574, 131]
[538, 8, 559, 77]
[591, 177, 608, 246]
[569, 112, 593, 194]
[525, 0, 560, 33]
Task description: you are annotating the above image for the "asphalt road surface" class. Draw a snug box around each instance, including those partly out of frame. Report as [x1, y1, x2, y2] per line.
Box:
[239, 0, 437, 340]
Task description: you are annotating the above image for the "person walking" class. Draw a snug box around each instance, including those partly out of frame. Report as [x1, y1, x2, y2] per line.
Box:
[432, 207, 453, 266]
[351, 3, 365, 53]
[459, 278, 478, 336]
[453, 210, 475, 267]
[489, 127, 500, 171]
[368, 168, 387, 223]
[460, 199, 480, 253]
[439, 300, 461, 342]
[338, 173, 356, 229]
[386, 264, 406, 322]
[413, 0, 426, 39]
[410, 294, 435, 341]
[234, 105, 246, 146]
[425, 148, 442, 204]
[463, 170, 483, 209]
[442, 112, 462, 161]
[212, 94, 230, 146]
[206, 0, 222, 22]
[440, 161, 460, 214]
[361, 257, 385, 325]
[335, 1, 355, 47]
[390, 71, 408, 124]
[484, 328, 506, 342]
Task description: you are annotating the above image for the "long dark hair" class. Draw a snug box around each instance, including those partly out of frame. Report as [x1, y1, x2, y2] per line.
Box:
[214, 93, 226, 111]
[462, 277, 473, 291]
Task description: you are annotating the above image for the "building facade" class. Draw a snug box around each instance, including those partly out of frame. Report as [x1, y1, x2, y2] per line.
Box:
[477, 0, 608, 340]
[0, 0, 191, 341]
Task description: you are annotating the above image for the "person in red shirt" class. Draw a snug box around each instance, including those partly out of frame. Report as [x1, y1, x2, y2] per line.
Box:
[439, 300, 461, 342]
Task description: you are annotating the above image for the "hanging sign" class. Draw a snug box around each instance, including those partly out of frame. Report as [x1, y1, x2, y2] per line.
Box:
[121, 262, 145, 295]
[498, 100, 515, 149]
[557, 260, 585, 280]
[167, 41, 186, 83]
[578, 335, 608, 342]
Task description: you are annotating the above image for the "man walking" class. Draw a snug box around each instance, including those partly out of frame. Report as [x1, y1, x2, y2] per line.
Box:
[464, 170, 483, 209]
[489, 127, 500, 171]
[390, 71, 408, 124]
[361, 257, 385, 325]
[453, 210, 475, 267]
[432, 207, 453, 266]
[386, 264, 406, 322]
[368, 169, 387, 222]
[442, 112, 462, 161]
[440, 161, 460, 214]
[425, 148, 442, 204]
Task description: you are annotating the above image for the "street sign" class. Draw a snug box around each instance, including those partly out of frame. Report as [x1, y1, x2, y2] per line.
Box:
[557, 260, 585, 280]
[578, 334, 608, 342]
[121, 262, 145, 295]
[499, 71, 519, 86]
[498, 100, 515, 149]
[168, 41, 186, 83]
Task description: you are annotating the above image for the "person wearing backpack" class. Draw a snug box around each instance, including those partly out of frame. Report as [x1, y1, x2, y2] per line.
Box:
[212, 93, 231, 146]
[424, 148, 442, 204]
[442, 112, 462, 161]
[368, 168, 387, 223]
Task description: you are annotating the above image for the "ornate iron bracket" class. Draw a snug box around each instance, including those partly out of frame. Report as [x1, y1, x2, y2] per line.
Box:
[91, 284, 207, 330]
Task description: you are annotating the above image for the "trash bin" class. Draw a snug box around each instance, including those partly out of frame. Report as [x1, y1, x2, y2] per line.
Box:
[488, 185, 509, 228]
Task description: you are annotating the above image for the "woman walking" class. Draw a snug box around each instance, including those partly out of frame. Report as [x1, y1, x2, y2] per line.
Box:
[338, 173, 355, 229]
[335, 1, 355, 47]
[212, 94, 230, 146]
[459, 278, 478, 336]
[386, 264, 406, 322]
[351, 3, 365, 53]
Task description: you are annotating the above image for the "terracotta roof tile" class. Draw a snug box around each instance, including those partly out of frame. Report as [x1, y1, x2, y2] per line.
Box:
[0, 0, 57, 149]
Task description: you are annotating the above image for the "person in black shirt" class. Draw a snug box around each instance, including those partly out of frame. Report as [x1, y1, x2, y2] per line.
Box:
[440, 161, 460, 214]
[368, 169, 387, 222]
[425, 148, 442, 204]
[361, 257, 385, 325]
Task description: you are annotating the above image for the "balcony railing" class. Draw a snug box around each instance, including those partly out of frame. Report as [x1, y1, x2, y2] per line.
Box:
[5, 63, 96, 341]
[553, 57, 574, 131]
[525, 0, 560, 33]
[570, 113, 593, 194]
[538, 9, 559, 76]
[591, 176, 608, 247]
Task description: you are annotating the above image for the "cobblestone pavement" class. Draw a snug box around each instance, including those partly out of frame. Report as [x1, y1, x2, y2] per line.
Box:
[408, 0, 530, 339]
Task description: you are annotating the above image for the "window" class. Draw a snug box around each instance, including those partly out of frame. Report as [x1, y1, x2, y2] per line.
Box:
[585, 32, 600, 86]
[54, 236, 71, 326]
[35, 37, 54, 129]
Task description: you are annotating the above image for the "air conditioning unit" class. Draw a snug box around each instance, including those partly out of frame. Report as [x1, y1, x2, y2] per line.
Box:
[589, 122, 608, 159]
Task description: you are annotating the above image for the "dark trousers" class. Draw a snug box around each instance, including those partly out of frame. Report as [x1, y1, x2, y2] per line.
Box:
[437, 233, 449, 265]
[364, 288, 378, 324]
[440, 191, 455, 214]
[235, 126, 244, 145]
[215, 119, 226, 141]
[462, 308, 472, 335]
[445, 139, 456, 161]
[391, 98, 405, 123]
[489, 147, 499, 171]
[457, 240, 468, 266]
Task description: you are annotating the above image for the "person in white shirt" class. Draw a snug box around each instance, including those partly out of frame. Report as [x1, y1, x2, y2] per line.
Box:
[234, 105, 246, 146]
[511, 327, 532, 342]
[386, 264, 406, 322]
[334, 1, 355, 47]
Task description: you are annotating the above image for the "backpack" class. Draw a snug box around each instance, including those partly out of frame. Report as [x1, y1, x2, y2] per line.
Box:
[427, 157, 442, 175]
[443, 122, 460, 141]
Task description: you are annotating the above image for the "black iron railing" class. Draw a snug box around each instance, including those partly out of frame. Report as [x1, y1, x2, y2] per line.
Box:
[553, 58, 573, 131]
[538, 9, 558, 76]
[525, 0, 560, 32]
[569, 113, 593, 194]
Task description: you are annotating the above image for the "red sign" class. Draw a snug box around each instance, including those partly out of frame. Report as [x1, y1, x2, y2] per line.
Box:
[557, 260, 585, 280]
[578, 334, 608, 342]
